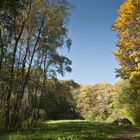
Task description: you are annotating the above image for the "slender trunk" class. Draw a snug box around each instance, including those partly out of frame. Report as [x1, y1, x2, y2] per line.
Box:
[30, 86, 39, 127]
[33, 55, 47, 126]
[11, 19, 44, 129]
[5, 7, 31, 129]
[10, 31, 31, 128]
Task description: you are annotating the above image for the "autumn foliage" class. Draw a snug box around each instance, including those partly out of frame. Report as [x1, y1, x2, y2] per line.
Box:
[113, 0, 140, 81]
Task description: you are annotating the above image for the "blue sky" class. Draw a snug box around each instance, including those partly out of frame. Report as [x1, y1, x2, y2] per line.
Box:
[59, 0, 124, 85]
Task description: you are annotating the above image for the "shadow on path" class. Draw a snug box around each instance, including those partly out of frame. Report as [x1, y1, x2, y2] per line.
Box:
[110, 129, 140, 140]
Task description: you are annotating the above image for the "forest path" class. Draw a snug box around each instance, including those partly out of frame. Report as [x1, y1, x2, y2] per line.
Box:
[111, 128, 140, 140]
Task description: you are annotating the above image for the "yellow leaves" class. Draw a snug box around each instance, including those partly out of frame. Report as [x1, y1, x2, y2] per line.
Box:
[137, 63, 140, 70]
[130, 71, 140, 79]
[135, 58, 139, 63]
[113, 0, 139, 32]
[113, 50, 123, 57]
[113, 0, 140, 80]
[129, 62, 140, 80]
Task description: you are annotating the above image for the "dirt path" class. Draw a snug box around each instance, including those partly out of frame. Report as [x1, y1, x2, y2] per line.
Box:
[111, 133, 135, 140]
[111, 130, 140, 140]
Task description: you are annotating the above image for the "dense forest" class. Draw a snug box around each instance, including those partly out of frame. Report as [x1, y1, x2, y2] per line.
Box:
[0, 1, 140, 139]
[0, 0, 73, 130]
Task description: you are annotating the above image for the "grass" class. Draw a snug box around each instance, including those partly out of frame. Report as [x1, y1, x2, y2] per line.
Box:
[0, 120, 140, 140]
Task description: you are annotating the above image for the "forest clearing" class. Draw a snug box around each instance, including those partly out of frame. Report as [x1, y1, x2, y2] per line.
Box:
[1, 0, 140, 139]
[1, 120, 140, 140]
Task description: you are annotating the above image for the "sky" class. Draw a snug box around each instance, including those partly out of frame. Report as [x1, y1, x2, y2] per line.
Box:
[59, 0, 124, 85]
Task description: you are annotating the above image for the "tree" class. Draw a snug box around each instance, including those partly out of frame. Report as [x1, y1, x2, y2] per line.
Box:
[75, 83, 114, 121]
[113, 80, 140, 124]
[113, 0, 140, 123]
[39, 79, 80, 120]
[0, 0, 72, 130]
[113, 0, 140, 83]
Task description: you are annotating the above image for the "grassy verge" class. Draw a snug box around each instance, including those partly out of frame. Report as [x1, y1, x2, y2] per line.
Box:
[0, 120, 139, 140]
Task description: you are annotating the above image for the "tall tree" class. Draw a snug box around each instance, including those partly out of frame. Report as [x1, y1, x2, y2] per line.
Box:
[113, 0, 140, 123]
[113, 0, 140, 83]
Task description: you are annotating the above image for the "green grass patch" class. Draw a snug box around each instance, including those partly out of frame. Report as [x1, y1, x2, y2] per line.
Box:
[0, 120, 139, 140]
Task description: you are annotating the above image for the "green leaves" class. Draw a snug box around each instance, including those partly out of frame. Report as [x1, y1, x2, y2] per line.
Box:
[0, 0, 72, 129]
